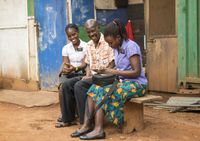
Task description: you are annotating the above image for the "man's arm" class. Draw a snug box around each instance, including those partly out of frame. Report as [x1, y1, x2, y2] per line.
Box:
[82, 64, 92, 80]
[85, 64, 91, 77]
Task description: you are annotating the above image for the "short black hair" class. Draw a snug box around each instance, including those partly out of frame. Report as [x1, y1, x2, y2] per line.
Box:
[65, 23, 79, 33]
[104, 18, 127, 40]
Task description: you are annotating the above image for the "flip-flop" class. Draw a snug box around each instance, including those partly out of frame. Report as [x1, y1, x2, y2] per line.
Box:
[57, 116, 62, 122]
[55, 121, 77, 128]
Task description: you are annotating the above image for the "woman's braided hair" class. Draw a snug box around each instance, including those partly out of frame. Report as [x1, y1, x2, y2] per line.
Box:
[104, 18, 128, 40]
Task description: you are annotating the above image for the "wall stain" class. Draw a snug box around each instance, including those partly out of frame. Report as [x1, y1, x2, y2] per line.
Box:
[39, 5, 57, 51]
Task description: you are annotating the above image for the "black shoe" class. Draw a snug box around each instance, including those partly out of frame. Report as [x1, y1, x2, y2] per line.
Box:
[71, 129, 92, 138]
[79, 132, 106, 140]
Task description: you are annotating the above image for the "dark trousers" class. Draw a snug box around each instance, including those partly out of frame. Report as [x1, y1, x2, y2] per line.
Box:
[59, 76, 82, 123]
[74, 78, 93, 124]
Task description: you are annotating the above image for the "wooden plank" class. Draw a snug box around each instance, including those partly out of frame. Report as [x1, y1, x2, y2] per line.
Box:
[186, 77, 200, 83]
[177, 0, 187, 85]
[178, 88, 200, 95]
[146, 38, 178, 93]
[144, 103, 200, 108]
[123, 102, 144, 133]
[129, 95, 162, 104]
[199, 0, 200, 78]
[188, 0, 198, 77]
[146, 41, 160, 91]
[159, 39, 169, 92]
[144, 0, 149, 38]
[165, 38, 178, 92]
[148, 0, 176, 36]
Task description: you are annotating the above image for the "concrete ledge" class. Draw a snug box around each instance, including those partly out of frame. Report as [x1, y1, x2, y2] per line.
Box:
[0, 89, 58, 107]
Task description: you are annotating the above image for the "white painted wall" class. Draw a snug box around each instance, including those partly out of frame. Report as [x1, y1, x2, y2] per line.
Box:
[0, 0, 27, 26]
[0, 28, 28, 78]
[0, 0, 28, 80]
[0, 0, 38, 82]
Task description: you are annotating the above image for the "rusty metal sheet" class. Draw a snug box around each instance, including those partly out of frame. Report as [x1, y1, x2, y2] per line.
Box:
[166, 97, 200, 107]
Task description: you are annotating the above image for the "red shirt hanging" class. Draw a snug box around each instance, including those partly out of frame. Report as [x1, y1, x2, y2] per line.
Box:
[125, 20, 135, 41]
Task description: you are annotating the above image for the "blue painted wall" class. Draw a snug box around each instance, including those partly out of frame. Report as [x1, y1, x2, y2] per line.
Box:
[96, 9, 128, 25]
[71, 0, 94, 25]
[35, 0, 67, 89]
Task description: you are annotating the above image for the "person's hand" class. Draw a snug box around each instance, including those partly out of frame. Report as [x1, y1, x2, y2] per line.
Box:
[92, 68, 106, 74]
[82, 76, 91, 80]
[62, 63, 74, 74]
[102, 68, 116, 74]
[92, 68, 116, 74]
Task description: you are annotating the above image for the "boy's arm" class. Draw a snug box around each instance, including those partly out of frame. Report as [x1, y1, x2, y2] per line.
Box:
[82, 64, 92, 80]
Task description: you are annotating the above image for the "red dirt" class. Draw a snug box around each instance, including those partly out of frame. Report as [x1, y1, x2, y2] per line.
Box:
[0, 102, 199, 141]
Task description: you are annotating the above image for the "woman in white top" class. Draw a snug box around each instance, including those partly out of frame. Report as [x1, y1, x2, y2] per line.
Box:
[60, 24, 87, 77]
[56, 24, 87, 128]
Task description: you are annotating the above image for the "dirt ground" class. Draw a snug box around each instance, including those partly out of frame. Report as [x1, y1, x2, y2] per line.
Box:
[0, 101, 200, 141]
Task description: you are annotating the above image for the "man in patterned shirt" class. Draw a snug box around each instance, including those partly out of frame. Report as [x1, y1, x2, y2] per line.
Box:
[73, 19, 114, 128]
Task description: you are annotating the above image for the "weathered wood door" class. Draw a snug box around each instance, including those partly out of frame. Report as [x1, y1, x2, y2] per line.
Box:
[145, 0, 178, 93]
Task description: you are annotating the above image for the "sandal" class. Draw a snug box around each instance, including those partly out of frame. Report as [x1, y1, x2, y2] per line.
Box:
[57, 116, 62, 122]
[55, 121, 77, 128]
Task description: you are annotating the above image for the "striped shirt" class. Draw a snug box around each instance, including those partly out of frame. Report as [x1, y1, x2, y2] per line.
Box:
[85, 33, 114, 71]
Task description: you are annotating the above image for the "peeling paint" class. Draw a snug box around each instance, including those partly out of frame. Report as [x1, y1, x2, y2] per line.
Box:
[39, 6, 57, 51]
[96, 9, 128, 25]
[71, 0, 94, 25]
[35, 0, 67, 89]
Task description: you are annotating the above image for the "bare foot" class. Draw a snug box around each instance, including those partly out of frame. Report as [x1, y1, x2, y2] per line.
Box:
[85, 129, 104, 137]
[77, 125, 90, 133]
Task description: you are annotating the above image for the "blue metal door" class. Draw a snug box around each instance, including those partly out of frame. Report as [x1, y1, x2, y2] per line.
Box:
[71, 0, 94, 25]
[35, 0, 67, 90]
